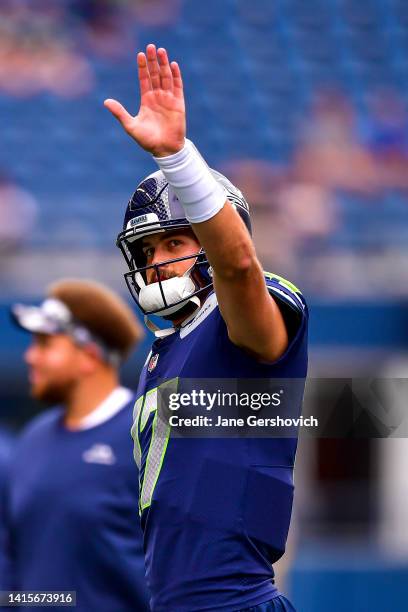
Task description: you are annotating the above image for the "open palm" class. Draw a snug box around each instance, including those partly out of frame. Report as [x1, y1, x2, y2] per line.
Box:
[104, 45, 186, 157]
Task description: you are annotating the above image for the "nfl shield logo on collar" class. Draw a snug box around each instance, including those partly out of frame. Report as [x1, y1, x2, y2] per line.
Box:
[148, 353, 159, 373]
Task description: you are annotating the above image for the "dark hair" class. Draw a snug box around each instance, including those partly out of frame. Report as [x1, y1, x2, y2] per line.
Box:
[47, 278, 144, 360]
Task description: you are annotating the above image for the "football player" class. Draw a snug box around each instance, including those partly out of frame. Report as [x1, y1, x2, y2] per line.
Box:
[105, 45, 308, 611]
[1, 279, 150, 612]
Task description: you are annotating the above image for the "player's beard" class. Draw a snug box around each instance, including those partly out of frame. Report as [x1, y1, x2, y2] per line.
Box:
[29, 377, 74, 406]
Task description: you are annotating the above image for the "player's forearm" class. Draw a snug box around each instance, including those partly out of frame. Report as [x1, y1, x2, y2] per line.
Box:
[190, 201, 258, 281]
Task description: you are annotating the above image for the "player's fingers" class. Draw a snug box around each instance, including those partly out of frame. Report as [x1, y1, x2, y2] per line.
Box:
[170, 62, 183, 98]
[137, 52, 152, 96]
[104, 99, 134, 131]
[157, 47, 173, 91]
[146, 43, 161, 90]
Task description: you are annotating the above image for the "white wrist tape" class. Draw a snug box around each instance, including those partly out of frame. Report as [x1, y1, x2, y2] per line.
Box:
[153, 139, 226, 223]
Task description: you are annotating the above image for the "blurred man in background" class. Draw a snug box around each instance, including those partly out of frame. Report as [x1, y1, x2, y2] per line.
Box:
[0, 278, 150, 611]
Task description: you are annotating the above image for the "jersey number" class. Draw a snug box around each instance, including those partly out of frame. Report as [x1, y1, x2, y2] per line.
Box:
[132, 380, 176, 514]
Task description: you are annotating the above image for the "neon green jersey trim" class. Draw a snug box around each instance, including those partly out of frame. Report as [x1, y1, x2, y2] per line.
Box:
[264, 271, 302, 295]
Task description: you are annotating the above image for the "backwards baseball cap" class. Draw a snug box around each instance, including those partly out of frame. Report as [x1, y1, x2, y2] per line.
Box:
[11, 279, 144, 365]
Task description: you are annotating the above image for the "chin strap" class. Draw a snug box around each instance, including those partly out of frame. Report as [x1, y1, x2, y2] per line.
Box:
[144, 299, 201, 338]
[143, 315, 176, 338]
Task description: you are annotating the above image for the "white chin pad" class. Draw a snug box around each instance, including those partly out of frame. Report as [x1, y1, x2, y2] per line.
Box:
[139, 276, 197, 316]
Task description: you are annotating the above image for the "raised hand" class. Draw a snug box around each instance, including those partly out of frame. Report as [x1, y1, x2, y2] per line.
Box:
[104, 44, 186, 158]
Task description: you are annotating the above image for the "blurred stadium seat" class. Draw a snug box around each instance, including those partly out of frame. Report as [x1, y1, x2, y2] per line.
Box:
[0, 0, 407, 261]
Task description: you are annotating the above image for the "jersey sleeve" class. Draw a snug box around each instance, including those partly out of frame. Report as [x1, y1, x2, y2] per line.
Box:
[264, 271, 308, 351]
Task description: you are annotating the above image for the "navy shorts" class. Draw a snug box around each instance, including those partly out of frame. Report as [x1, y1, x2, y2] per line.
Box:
[239, 594, 296, 612]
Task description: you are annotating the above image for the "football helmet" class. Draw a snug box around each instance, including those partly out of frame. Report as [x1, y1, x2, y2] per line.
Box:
[116, 168, 251, 318]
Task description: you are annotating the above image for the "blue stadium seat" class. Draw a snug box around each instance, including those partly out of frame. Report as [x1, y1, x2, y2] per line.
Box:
[1, 0, 408, 252]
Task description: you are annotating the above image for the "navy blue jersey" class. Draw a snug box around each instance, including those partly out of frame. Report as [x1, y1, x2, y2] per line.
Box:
[0, 428, 13, 480]
[132, 273, 308, 611]
[1, 399, 149, 612]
